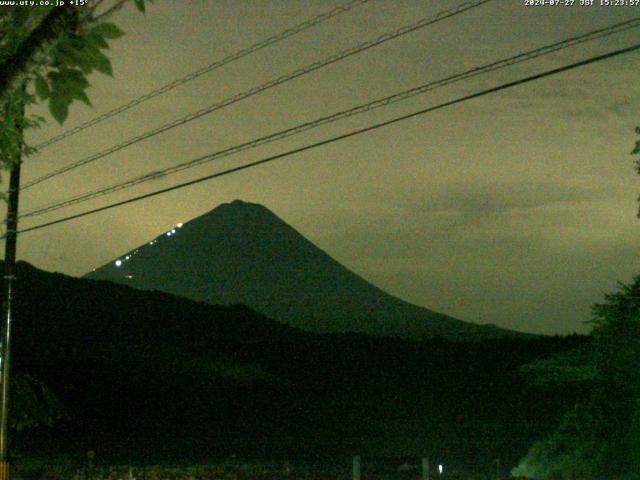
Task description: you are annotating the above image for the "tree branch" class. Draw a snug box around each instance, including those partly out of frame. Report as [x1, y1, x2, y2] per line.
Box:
[0, 7, 78, 104]
[0, 8, 54, 65]
[94, 0, 129, 21]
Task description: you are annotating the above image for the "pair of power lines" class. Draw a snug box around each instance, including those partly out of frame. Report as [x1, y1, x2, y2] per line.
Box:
[9, 0, 640, 237]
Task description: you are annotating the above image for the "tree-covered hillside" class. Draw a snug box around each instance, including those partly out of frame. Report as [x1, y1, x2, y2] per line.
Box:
[6, 262, 582, 472]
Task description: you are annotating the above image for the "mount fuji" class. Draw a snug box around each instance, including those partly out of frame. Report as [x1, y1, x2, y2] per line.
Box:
[85, 200, 518, 340]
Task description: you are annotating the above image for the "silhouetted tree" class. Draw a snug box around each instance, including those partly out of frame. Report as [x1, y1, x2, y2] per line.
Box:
[0, 1, 153, 176]
[513, 131, 640, 479]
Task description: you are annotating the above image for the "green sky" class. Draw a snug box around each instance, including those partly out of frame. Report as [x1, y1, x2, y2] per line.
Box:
[9, 0, 640, 334]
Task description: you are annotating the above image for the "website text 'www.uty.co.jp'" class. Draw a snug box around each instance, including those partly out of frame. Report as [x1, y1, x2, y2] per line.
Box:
[0, 0, 88, 6]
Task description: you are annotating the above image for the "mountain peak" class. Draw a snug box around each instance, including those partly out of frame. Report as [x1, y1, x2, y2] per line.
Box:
[198, 199, 282, 225]
[219, 199, 267, 210]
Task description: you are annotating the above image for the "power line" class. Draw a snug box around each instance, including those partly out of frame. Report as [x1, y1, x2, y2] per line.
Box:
[11, 41, 640, 238]
[31, 0, 372, 151]
[21, 0, 493, 191]
[18, 16, 640, 220]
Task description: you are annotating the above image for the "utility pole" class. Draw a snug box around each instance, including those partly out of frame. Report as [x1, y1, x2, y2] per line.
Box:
[0, 96, 24, 480]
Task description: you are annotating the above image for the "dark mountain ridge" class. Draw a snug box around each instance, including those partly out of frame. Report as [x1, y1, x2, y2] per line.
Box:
[4, 261, 582, 469]
[85, 200, 521, 340]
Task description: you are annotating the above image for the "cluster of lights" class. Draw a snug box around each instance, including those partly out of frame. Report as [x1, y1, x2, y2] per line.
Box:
[115, 248, 140, 267]
[166, 223, 183, 237]
[114, 221, 184, 268]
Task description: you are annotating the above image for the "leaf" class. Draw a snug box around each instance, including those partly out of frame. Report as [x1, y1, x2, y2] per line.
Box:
[49, 96, 69, 124]
[51, 35, 72, 62]
[49, 69, 91, 107]
[49, 75, 73, 101]
[74, 52, 96, 75]
[34, 75, 50, 100]
[59, 68, 89, 90]
[134, 0, 146, 13]
[92, 50, 113, 76]
[85, 31, 109, 50]
[90, 22, 124, 40]
[73, 90, 92, 106]
[62, 39, 101, 74]
[51, 35, 92, 71]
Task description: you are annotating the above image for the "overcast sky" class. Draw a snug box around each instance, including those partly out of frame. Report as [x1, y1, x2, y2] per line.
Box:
[8, 0, 640, 335]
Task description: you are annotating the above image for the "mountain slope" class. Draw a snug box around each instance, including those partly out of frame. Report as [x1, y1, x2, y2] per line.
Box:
[85, 200, 517, 340]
